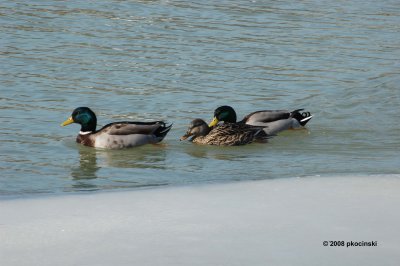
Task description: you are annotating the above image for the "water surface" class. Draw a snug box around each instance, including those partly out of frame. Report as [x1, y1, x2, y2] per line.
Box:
[1, 0, 399, 196]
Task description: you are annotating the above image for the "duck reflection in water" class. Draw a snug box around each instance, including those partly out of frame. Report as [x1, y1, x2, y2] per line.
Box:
[70, 144, 169, 190]
[70, 146, 100, 191]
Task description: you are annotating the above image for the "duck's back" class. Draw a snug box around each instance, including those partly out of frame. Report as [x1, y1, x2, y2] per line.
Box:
[80, 121, 170, 149]
[194, 123, 266, 146]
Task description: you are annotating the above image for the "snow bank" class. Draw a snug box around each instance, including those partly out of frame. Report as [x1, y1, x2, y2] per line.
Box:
[1, 175, 400, 266]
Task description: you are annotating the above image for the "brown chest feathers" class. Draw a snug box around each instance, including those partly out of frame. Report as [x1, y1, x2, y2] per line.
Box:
[76, 134, 95, 147]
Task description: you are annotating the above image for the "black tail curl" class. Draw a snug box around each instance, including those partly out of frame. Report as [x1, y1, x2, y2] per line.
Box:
[290, 109, 313, 126]
[155, 123, 173, 139]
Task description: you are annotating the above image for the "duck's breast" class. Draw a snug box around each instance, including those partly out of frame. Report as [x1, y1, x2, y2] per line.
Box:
[94, 133, 156, 148]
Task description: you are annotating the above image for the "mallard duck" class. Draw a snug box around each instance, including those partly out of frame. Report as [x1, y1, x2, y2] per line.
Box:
[61, 107, 172, 149]
[208, 105, 312, 135]
[180, 118, 269, 146]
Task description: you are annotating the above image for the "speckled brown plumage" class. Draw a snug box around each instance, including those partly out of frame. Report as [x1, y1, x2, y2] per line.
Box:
[181, 119, 269, 146]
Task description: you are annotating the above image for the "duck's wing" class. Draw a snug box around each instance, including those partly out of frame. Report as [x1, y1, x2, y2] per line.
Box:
[99, 121, 166, 135]
[243, 109, 312, 127]
[242, 110, 295, 124]
[93, 121, 172, 148]
[205, 123, 268, 146]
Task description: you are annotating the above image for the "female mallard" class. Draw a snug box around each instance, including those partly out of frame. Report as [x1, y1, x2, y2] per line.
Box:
[208, 105, 312, 135]
[180, 118, 269, 146]
[61, 107, 172, 149]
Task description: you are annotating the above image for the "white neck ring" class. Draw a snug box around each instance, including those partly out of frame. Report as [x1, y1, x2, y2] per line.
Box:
[79, 131, 92, 135]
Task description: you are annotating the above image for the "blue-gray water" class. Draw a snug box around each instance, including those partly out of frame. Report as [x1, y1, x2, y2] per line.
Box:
[1, 0, 399, 196]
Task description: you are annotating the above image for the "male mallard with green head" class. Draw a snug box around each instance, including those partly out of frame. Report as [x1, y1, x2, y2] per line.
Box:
[61, 107, 172, 149]
[208, 105, 312, 135]
[180, 118, 269, 146]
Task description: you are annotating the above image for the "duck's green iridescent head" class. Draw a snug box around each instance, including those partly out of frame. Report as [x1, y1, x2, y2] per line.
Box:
[61, 107, 97, 132]
[208, 105, 237, 127]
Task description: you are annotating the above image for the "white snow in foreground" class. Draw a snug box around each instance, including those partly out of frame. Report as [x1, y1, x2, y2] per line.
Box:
[1, 175, 400, 266]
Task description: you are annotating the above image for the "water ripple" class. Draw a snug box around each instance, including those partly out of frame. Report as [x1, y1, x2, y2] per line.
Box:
[1, 0, 399, 195]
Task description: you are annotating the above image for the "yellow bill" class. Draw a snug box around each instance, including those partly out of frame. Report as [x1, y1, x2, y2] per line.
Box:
[208, 117, 219, 127]
[61, 116, 74, 126]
